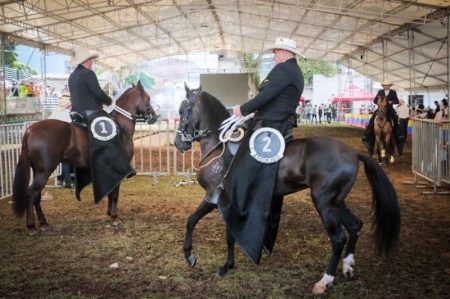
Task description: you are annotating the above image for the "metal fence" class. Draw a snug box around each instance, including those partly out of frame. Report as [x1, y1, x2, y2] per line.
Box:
[0, 122, 34, 199]
[409, 118, 450, 194]
[0, 117, 199, 200]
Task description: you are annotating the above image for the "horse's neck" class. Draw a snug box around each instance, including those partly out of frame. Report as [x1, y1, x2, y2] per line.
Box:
[199, 133, 221, 159]
[111, 111, 135, 141]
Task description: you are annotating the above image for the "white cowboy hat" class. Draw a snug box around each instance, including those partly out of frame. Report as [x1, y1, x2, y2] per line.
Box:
[71, 51, 99, 66]
[264, 37, 304, 57]
[381, 80, 393, 86]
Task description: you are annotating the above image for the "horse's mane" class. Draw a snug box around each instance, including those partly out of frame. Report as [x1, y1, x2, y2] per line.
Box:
[115, 85, 145, 105]
[198, 91, 231, 127]
[115, 87, 133, 105]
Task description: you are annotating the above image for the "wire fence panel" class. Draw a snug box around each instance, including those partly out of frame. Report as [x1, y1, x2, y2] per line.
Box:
[411, 118, 450, 193]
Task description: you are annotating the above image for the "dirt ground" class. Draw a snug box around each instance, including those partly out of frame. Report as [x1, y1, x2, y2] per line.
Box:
[0, 125, 449, 299]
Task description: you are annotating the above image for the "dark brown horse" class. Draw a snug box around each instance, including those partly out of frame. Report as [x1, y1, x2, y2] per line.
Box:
[374, 95, 394, 164]
[13, 81, 157, 235]
[174, 86, 400, 294]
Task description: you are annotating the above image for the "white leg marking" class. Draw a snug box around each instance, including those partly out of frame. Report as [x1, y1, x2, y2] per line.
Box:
[381, 149, 386, 157]
[312, 273, 334, 294]
[342, 253, 355, 279]
[390, 156, 395, 163]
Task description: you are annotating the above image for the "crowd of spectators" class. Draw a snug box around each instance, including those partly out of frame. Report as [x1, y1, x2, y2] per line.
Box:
[6, 80, 64, 98]
[410, 98, 449, 121]
[296, 102, 338, 124]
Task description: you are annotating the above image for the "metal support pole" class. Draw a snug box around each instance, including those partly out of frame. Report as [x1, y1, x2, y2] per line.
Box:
[382, 39, 387, 82]
[447, 14, 449, 99]
[1, 34, 7, 124]
[40, 47, 47, 119]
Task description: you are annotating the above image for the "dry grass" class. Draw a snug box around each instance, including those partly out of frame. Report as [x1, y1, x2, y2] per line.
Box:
[0, 125, 448, 298]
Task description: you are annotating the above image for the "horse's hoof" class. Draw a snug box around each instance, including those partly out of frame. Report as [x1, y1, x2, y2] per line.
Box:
[112, 218, 123, 226]
[218, 266, 229, 277]
[343, 267, 355, 280]
[40, 223, 50, 231]
[312, 283, 327, 295]
[187, 255, 197, 268]
[28, 227, 39, 236]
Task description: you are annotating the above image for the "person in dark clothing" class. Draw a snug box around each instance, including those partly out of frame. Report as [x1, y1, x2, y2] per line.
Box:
[362, 80, 403, 153]
[68, 52, 112, 115]
[217, 37, 304, 265]
[68, 51, 135, 203]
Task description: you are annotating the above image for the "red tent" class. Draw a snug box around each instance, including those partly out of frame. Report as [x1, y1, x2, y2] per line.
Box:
[332, 84, 374, 103]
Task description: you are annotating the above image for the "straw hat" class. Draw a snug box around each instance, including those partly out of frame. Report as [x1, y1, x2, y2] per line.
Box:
[71, 51, 99, 66]
[264, 37, 304, 57]
[381, 80, 393, 86]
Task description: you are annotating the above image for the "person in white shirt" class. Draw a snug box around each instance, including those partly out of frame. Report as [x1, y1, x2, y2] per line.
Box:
[434, 98, 449, 121]
[396, 99, 410, 139]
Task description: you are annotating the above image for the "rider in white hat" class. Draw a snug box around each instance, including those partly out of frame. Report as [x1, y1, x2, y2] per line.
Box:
[362, 80, 403, 154]
[216, 37, 305, 265]
[68, 51, 111, 116]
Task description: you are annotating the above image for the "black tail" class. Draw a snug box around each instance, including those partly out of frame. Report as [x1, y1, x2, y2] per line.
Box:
[13, 132, 31, 218]
[358, 154, 401, 258]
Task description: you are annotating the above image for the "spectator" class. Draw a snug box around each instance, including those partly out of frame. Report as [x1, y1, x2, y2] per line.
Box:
[305, 102, 312, 124]
[295, 103, 303, 124]
[312, 104, 318, 124]
[18, 81, 27, 97]
[10, 81, 19, 97]
[396, 99, 410, 139]
[433, 100, 440, 117]
[415, 103, 428, 119]
[434, 99, 449, 121]
[318, 104, 323, 124]
[34, 85, 41, 97]
[326, 104, 333, 123]
[26, 81, 35, 97]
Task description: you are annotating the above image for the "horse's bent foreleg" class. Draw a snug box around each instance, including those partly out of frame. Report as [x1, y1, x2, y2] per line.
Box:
[218, 227, 235, 276]
[339, 207, 363, 279]
[184, 198, 216, 268]
[107, 185, 121, 226]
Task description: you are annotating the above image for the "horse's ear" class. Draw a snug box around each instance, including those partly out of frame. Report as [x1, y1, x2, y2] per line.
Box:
[132, 82, 135, 88]
[184, 82, 190, 94]
[137, 80, 142, 87]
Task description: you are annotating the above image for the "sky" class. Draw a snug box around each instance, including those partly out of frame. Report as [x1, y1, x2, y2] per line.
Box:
[16, 45, 68, 74]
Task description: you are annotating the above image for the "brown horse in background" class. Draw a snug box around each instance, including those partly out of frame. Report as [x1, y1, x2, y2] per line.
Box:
[174, 86, 400, 294]
[374, 95, 394, 164]
[13, 81, 157, 235]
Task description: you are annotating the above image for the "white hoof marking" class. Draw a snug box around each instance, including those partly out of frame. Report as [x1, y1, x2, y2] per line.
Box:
[390, 156, 395, 163]
[343, 254, 355, 279]
[312, 273, 334, 294]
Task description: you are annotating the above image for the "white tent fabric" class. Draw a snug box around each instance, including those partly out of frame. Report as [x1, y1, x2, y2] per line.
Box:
[0, 0, 448, 91]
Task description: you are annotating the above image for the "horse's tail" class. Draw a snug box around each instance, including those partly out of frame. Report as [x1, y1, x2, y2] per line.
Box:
[13, 131, 31, 218]
[357, 154, 401, 258]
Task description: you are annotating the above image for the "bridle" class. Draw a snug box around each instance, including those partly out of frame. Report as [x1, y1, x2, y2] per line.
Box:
[176, 91, 212, 143]
[111, 86, 155, 123]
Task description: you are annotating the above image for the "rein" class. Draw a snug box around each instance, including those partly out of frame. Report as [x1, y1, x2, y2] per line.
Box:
[192, 142, 226, 171]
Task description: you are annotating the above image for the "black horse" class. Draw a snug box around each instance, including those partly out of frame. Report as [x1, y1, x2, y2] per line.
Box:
[174, 85, 401, 294]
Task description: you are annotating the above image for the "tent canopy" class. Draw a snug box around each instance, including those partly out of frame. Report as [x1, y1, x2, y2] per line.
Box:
[0, 1, 448, 91]
[332, 84, 375, 103]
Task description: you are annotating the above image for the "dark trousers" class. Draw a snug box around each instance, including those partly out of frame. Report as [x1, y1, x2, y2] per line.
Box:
[399, 118, 409, 138]
[58, 163, 73, 185]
